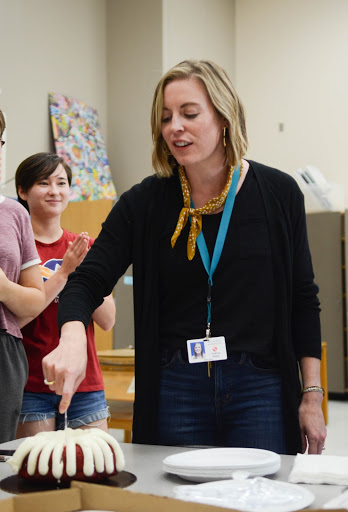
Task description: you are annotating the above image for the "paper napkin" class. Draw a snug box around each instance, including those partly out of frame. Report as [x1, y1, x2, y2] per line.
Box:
[289, 453, 348, 485]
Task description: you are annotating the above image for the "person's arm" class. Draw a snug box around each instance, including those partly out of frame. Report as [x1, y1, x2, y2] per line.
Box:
[288, 185, 326, 453]
[18, 233, 89, 328]
[42, 293, 116, 414]
[43, 187, 139, 412]
[91, 293, 115, 331]
[0, 265, 44, 317]
[298, 356, 327, 454]
[42, 320, 87, 413]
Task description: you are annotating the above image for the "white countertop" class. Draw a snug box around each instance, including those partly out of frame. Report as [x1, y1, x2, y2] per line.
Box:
[0, 438, 345, 508]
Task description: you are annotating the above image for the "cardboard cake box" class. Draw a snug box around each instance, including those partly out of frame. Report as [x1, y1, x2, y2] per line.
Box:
[0, 481, 341, 512]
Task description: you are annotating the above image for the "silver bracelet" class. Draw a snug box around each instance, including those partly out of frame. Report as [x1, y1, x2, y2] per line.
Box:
[300, 386, 325, 397]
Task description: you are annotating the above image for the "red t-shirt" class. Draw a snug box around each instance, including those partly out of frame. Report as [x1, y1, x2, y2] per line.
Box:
[21, 229, 104, 393]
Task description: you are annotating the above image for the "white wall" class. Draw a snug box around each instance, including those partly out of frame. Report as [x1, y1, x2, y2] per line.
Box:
[235, 0, 348, 207]
[3, 1, 346, 207]
[106, 0, 162, 196]
[0, 0, 236, 199]
[0, 0, 108, 197]
[105, 0, 236, 196]
[163, 0, 236, 80]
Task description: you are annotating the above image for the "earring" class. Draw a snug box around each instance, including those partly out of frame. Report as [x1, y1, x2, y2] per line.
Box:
[223, 127, 227, 147]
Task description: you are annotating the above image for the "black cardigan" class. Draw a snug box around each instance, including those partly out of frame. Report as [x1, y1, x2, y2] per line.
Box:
[58, 160, 321, 454]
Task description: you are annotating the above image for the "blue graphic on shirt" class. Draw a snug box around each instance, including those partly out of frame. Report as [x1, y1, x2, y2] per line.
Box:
[40, 259, 63, 302]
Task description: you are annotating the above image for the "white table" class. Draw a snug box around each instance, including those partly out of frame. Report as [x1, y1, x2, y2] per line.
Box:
[0, 439, 345, 508]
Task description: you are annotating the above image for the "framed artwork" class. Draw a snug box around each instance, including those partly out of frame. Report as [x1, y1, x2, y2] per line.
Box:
[49, 92, 117, 201]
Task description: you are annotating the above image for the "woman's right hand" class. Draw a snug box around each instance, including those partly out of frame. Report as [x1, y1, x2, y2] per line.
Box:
[42, 321, 88, 413]
[59, 232, 89, 278]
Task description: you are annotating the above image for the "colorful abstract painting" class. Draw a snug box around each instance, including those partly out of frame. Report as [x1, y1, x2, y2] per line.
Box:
[49, 92, 117, 201]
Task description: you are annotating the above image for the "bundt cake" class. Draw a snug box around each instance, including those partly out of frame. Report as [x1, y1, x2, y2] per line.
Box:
[8, 428, 125, 482]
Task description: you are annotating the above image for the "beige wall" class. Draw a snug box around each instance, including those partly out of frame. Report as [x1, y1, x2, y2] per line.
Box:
[106, 0, 235, 196]
[2, 0, 347, 207]
[0, 0, 108, 198]
[106, 0, 162, 196]
[162, 0, 235, 80]
[0, 0, 236, 201]
[235, 0, 348, 205]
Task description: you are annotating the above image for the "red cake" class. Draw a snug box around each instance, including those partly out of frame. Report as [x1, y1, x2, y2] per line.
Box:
[8, 428, 125, 482]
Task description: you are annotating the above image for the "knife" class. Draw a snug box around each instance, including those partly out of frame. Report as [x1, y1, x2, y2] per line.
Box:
[0, 450, 15, 462]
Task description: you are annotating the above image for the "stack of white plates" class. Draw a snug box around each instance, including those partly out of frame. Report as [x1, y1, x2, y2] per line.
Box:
[163, 447, 281, 482]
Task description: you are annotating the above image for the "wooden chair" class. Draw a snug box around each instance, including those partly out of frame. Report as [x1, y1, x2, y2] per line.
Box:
[107, 402, 133, 443]
[321, 341, 328, 425]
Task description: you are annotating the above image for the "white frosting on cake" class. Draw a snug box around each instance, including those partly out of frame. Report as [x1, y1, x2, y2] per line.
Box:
[8, 428, 125, 480]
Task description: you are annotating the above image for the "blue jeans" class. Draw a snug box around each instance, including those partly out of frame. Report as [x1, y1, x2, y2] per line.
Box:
[157, 350, 287, 453]
[19, 390, 109, 430]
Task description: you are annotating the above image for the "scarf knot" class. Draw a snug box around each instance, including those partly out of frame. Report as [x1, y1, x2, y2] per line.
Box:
[171, 163, 242, 260]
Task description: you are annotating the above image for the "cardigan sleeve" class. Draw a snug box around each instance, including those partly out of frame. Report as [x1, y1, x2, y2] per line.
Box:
[57, 175, 160, 331]
[289, 184, 321, 360]
[57, 174, 164, 332]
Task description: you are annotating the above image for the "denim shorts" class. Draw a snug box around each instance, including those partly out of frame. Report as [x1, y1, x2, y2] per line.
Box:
[19, 390, 109, 430]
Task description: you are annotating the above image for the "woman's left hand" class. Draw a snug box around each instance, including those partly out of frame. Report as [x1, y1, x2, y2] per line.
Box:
[299, 393, 327, 454]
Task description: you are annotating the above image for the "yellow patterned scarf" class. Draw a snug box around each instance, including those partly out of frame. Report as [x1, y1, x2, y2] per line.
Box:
[171, 163, 242, 260]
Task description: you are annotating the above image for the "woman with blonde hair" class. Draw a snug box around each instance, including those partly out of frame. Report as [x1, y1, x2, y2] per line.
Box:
[42, 60, 326, 454]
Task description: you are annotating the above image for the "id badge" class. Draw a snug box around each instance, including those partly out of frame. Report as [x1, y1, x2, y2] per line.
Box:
[187, 336, 227, 364]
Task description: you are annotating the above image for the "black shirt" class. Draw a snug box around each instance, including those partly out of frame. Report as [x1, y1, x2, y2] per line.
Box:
[159, 166, 275, 358]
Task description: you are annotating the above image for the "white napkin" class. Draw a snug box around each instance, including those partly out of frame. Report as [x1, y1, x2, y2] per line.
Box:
[289, 453, 348, 485]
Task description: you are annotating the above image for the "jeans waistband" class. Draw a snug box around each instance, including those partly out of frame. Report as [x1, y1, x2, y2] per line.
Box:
[160, 347, 279, 369]
[160, 347, 246, 364]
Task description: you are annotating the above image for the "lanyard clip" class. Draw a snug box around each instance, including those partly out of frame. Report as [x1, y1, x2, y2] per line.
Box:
[206, 323, 211, 339]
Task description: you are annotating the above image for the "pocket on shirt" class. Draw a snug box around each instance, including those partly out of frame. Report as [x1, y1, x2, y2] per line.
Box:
[239, 218, 271, 259]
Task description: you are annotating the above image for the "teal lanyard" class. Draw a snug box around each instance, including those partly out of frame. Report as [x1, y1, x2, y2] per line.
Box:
[190, 163, 240, 336]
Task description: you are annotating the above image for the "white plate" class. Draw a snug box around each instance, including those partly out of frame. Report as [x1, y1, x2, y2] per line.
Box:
[163, 448, 281, 482]
[164, 448, 280, 470]
[165, 461, 281, 482]
[174, 477, 315, 512]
